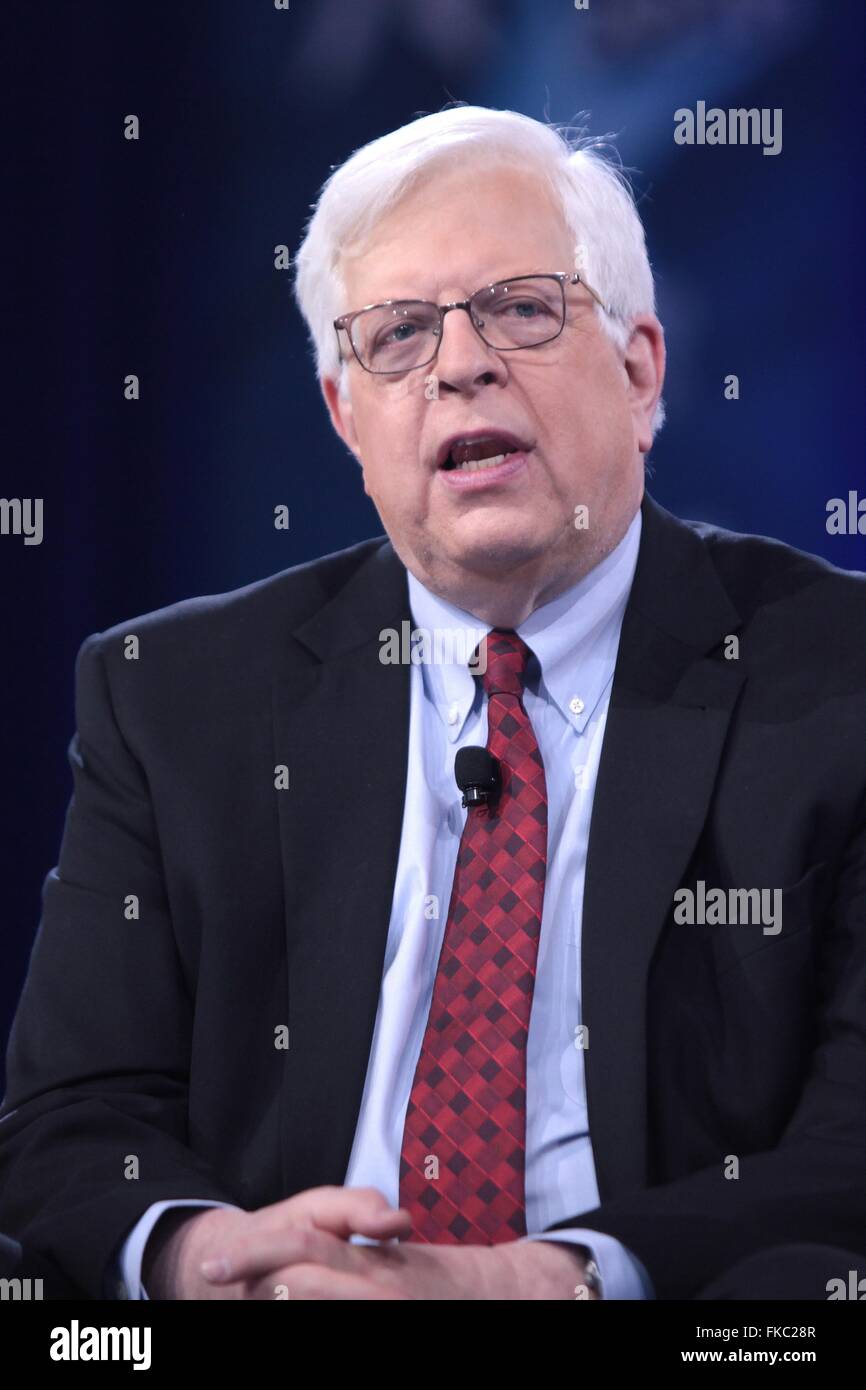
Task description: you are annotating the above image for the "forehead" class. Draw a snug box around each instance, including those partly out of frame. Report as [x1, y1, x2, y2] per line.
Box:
[341, 161, 573, 305]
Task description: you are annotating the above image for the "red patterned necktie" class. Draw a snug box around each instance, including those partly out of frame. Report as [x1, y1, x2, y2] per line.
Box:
[399, 628, 549, 1243]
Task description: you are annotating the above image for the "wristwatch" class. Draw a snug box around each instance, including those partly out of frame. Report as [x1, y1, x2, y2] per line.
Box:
[581, 1256, 603, 1299]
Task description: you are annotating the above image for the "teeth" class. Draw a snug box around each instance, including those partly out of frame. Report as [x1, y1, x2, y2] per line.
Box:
[457, 453, 507, 471]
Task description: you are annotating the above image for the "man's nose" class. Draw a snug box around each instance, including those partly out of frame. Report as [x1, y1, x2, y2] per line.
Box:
[432, 305, 505, 390]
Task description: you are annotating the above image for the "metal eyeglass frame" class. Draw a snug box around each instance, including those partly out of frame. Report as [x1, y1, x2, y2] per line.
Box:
[332, 271, 612, 375]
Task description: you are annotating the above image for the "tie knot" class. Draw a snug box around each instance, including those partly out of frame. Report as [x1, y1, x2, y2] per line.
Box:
[476, 628, 533, 698]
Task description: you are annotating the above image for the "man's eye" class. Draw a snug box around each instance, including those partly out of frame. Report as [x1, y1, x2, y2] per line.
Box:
[497, 298, 551, 319]
[376, 320, 422, 348]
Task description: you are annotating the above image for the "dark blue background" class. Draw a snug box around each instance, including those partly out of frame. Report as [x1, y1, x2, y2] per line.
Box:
[3, 0, 864, 1081]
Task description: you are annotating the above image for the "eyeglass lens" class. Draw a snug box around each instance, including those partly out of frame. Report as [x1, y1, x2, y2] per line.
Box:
[350, 277, 566, 372]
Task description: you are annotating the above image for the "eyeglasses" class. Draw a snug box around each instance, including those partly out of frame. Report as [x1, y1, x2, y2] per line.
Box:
[333, 271, 611, 375]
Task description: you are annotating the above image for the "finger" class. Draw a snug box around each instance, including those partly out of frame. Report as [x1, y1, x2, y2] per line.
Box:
[203, 1200, 413, 1284]
[201, 1225, 352, 1285]
[347, 1207, 412, 1240]
[273, 1186, 412, 1240]
[255, 1263, 410, 1301]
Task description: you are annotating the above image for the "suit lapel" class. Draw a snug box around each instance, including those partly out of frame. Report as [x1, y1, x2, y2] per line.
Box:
[272, 540, 412, 1198]
[582, 492, 746, 1201]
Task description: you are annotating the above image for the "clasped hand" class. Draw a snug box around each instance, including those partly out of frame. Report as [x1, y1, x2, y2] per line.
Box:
[145, 1186, 593, 1300]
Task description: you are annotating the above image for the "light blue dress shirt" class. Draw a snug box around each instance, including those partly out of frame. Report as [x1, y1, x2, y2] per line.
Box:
[114, 507, 653, 1300]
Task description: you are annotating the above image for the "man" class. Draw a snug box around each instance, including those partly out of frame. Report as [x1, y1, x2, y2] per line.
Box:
[1, 105, 864, 1301]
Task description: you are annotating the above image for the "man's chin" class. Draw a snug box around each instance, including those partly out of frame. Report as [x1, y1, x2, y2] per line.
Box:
[442, 532, 549, 578]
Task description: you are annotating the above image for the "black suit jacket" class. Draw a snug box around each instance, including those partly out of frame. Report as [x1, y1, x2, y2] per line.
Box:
[2, 490, 865, 1299]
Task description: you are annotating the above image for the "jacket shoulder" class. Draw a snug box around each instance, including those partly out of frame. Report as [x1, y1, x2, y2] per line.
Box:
[681, 512, 866, 678]
[687, 512, 866, 614]
[83, 535, 393, 663]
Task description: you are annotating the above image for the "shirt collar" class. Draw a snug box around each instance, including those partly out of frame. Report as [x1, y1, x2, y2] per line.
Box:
[406, 506, 642, 742]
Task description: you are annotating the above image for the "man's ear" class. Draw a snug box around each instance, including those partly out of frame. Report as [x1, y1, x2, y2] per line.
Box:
[322, 375, 363, 467]
[622, 316, 666, 455]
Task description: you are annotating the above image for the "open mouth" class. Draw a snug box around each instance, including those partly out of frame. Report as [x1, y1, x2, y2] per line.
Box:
[439, 438, 525, 472]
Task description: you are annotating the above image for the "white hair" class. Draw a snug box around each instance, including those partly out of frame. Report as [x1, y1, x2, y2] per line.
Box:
[291, 103, 665, 435]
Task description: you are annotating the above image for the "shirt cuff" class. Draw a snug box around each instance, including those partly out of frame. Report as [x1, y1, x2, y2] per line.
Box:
[522, 1227, 654, 1299]
[109, 1199, 244, 1300]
